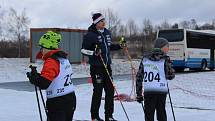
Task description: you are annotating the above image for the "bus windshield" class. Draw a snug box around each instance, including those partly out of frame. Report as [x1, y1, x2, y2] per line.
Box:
[158, 30, 184, 42]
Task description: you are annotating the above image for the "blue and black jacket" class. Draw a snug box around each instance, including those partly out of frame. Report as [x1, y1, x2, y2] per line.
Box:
[81, 24, 121, 66]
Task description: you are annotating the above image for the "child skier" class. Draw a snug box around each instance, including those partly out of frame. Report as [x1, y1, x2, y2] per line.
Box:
[136, 38, 175, 121]
[27, 31, 76, 121]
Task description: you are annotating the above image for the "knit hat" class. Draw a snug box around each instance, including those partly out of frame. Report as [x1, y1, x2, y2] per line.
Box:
[92, 13, 105, 24]
[154, 38, 169, 48]
[39, 31, 62, 50]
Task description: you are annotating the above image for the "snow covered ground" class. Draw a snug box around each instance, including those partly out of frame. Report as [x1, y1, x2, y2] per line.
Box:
[0, 58, 215, 121]
[0, 58, 140, 83]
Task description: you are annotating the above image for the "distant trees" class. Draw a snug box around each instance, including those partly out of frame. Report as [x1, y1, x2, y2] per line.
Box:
[101, 8, 121, 37]
[126, 19, 138, 37]
[190, 19, 198, 30]
[100, 8, 215, 58]
[7, 8, 30, 57]
[0, 6, 30, 58]
[0, 5, 4, 36]
[212, 19, 215, 29]
[0, 6, 214, 58]
[160, 20, 171, 29]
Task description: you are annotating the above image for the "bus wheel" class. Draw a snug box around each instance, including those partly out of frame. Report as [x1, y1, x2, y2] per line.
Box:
[201, 60, 207, 70]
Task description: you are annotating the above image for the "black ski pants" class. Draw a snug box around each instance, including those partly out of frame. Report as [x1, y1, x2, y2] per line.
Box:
[90, 65, 115, 119]
[46, 92, 76, 121]
[144, 94, 167, 121]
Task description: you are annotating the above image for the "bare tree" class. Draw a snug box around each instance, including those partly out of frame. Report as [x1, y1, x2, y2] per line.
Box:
[200, 23, 214, 30]
[142, 19, 154, 51]
[0, 5, 3, 37]
[172, 23, 179, 29]
[118, 24, 127, 36]
[160, 19, 171, 29]
[142, 19, 153, 35]
[180, 20, 191, 29]
[190, 19, 198, 30]
[0, 5, 8, 40]
[212, 19, 215, 30]
[7, 8, 30, 57]
[127, 18, 138, 36]
[154, 25, 162, 32]
[101, 8, 121, 37]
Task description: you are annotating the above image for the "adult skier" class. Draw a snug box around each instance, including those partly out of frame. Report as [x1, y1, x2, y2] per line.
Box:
[81, 13, 126, 121]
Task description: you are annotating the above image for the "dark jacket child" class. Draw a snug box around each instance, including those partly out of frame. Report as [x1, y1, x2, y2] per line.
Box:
[136, 38, 175, 121]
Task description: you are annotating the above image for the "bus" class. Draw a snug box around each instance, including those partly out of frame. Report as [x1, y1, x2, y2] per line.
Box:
[157, 29, 215, 71]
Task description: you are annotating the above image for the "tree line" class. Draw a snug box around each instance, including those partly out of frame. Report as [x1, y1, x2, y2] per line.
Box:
[0, 6, 215, 58]
[0, 6, 30, 58]
[101, 8, 215, 58]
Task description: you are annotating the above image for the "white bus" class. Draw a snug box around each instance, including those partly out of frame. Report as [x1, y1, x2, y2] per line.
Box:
[157, 29, 215, 71]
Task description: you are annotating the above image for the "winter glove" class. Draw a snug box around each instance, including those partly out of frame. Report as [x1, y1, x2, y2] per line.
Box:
[26, 65, 39, 85]
[94, 44, 102, 56]
[165, 56, 175, 80]
[119, 36, 126, 47]
[136, 96, 144, 103]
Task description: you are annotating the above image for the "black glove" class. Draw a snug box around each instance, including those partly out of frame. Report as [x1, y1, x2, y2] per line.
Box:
[94, 44, 102, 56]
[26, 65, 39, 85]
[119, 36, 126, 47]
[136, 96, 144, 103]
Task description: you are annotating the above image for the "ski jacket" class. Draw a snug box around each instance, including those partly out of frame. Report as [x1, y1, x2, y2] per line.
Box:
[136, 49, 175, 96]
[46, 57, 75, 99]
[81, 24, 121, 66]
[34, 49, 70, 90]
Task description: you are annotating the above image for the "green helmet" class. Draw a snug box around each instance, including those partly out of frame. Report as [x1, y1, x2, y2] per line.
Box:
[39, 31, 62, 49]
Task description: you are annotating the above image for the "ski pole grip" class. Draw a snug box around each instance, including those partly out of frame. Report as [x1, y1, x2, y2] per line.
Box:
[29, 65, 37, 73]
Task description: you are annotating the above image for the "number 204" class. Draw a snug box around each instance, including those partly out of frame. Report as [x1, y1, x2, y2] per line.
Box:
[144, 72, 160, 82]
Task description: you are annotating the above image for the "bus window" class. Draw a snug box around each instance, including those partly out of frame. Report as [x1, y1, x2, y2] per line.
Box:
[158, 30, 184, 42]
[187, 31, 215, 49]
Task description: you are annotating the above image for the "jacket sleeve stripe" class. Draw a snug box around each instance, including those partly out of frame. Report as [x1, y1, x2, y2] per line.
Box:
[81, 49, 94, 56]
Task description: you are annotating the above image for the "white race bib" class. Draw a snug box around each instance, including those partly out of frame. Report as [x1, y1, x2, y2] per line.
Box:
[46, 58, 75, 98]
[142, 58, 168, 93]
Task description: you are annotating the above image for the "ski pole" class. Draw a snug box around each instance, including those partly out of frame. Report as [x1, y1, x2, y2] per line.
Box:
[140, 101, 151, 121]
[123, 46, 137, 97]
[99, 54, 130, 121]
[39, 88, 48, 116]
[29, 65, 48, 120]
[140, 102, 145, 119]
[119, 37, 136, 97]
[167, 83, 176, 121]
[29, 65, 43, 121]
[35, 86, 43, 121]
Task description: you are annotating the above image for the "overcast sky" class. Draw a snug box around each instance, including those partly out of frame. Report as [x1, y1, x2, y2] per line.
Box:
[1, 0, 215, 29]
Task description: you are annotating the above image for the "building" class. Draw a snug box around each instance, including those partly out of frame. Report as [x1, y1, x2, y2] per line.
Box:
[30, 28, 87, 63]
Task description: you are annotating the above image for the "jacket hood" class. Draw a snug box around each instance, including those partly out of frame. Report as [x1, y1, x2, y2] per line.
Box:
[88, 24, 97, 33]
[42, 49, 68, 60]
[88, 24, 108, 34]
[144, 48, 167, 61]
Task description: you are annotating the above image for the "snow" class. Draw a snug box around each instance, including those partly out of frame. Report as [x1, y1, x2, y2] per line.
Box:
[0, 58, 140, 83]
[0, 58, 215, 121]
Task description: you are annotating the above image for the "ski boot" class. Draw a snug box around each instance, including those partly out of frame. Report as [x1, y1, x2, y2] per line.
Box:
[92, 117, 104, 121]
[105, 117, 117, 121]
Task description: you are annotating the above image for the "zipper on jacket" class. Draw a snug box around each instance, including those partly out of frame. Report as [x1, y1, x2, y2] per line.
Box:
[100, 32, 108, 65]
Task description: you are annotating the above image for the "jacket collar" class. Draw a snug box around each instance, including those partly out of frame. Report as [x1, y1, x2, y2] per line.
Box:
[42, 49, 61, 60]
[88, 24, 107, 34]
